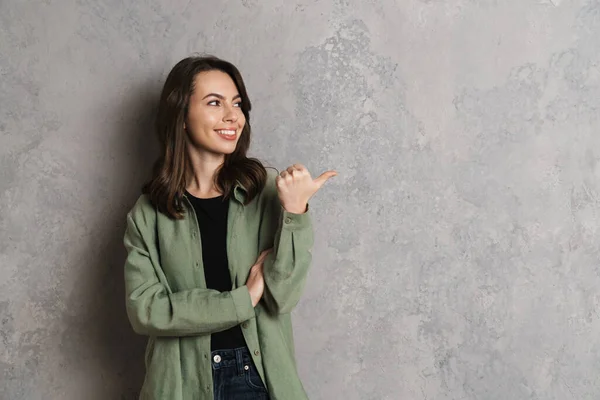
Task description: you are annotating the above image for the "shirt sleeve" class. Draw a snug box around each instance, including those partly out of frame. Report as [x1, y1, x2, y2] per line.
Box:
[259, 174, 315, 315]
[123, 212, 256, 337]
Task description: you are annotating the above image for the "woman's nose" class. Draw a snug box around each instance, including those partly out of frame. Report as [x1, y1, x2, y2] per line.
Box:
[223, 106, 238, 122]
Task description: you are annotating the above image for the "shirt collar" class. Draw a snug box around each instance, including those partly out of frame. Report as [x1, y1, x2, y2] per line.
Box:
[232, 181, 248, 204]
[182, 181, 247, 205]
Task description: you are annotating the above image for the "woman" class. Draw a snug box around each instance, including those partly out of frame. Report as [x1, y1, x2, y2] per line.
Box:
[123, 55, 337, 400]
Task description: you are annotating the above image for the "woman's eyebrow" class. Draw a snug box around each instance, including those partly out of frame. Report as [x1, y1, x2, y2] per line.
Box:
[202, 93, 242, 100]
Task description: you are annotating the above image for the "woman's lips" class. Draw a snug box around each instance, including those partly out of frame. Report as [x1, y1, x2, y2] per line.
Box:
[215, 129, 237, 140]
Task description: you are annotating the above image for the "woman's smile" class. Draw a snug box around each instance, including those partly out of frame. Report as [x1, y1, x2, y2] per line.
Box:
[215, 128, 238, 140]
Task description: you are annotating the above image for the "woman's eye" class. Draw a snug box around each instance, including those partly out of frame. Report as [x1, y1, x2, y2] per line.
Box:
[208, 100, 220, 106]
[234, 102, 242, 108]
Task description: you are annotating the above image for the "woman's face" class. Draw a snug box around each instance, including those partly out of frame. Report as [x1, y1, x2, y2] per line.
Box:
[184, 70, 246, 157]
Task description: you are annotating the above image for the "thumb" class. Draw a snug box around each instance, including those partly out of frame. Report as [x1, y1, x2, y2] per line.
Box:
[257, 248, 272, 263]
[313, 170, 338, 189]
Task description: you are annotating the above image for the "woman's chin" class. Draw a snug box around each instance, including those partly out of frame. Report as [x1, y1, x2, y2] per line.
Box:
[220, 144, 238, 155]
[191, 141, 238, 157]
[213, 146, 238, 157]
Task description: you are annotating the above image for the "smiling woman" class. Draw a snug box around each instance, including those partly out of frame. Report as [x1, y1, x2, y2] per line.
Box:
[185, 70, 245, 151]
[143, 56, 265, 216]
[123, 55, 337, 400]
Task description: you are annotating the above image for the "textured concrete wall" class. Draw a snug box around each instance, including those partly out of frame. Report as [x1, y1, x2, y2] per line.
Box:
[2, 0, 600, 399]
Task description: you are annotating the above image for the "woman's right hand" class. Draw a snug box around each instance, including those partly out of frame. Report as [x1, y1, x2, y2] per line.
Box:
[246, 248, 272, 307]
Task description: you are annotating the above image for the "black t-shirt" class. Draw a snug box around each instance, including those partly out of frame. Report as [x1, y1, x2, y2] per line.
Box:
[185, 191, 247, 351]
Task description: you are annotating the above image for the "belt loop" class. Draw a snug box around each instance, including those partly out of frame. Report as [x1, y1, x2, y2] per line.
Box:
[235, 347, 244, 376]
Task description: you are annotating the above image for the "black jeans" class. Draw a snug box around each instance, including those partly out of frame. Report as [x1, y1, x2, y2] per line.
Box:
[211, 346, 269, 400]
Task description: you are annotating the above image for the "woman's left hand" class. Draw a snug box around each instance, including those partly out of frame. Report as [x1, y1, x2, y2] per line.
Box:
[276, 164, 338, 214]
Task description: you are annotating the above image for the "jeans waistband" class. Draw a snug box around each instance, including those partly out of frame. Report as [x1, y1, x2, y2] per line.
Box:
[211, 346, 253, 373]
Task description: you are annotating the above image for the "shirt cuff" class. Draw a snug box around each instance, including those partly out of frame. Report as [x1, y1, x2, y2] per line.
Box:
[230, 286, 256, 323]
[280, 204, 311, 231]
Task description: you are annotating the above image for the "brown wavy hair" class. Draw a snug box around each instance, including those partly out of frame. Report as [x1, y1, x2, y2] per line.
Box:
[142, 55, 268, 219]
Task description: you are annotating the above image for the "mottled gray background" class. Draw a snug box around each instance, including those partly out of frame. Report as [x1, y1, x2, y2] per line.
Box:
[2, 0, 600, 399]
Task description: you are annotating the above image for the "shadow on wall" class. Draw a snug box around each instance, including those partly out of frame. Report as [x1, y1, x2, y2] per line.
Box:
[84, 80, 159, 399]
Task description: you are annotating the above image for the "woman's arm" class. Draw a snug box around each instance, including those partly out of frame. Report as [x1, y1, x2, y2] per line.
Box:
[259, 174, 315, 315]
[124, 213, 255, 337]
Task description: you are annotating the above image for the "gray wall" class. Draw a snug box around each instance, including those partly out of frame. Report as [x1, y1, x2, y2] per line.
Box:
[2, 0, 599, 399]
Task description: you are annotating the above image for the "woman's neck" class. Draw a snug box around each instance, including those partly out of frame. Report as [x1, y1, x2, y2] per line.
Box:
[185, 148, 225, 198]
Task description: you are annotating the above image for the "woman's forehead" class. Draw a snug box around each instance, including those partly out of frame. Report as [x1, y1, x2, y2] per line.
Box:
[193, 70, 239, 97]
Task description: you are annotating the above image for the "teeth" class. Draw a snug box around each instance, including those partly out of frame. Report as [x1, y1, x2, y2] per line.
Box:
[217, 130, 235, 136]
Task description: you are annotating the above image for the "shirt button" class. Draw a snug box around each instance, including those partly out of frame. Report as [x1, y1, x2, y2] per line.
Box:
[213, 355, 221, 363]
[195, 262, 199, 267]
[204, 354, 208, 359]
[254, 350, 260, 356]
[242, 322, 248, 329]
[285, 217, 292, 224]
[192, 231, 196, 237]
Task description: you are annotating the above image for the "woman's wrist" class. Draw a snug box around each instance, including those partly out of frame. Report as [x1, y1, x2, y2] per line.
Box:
[283, 203, 308, 214]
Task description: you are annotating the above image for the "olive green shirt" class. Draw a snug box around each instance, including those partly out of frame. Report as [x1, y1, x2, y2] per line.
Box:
[123, 168, 314, 399]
